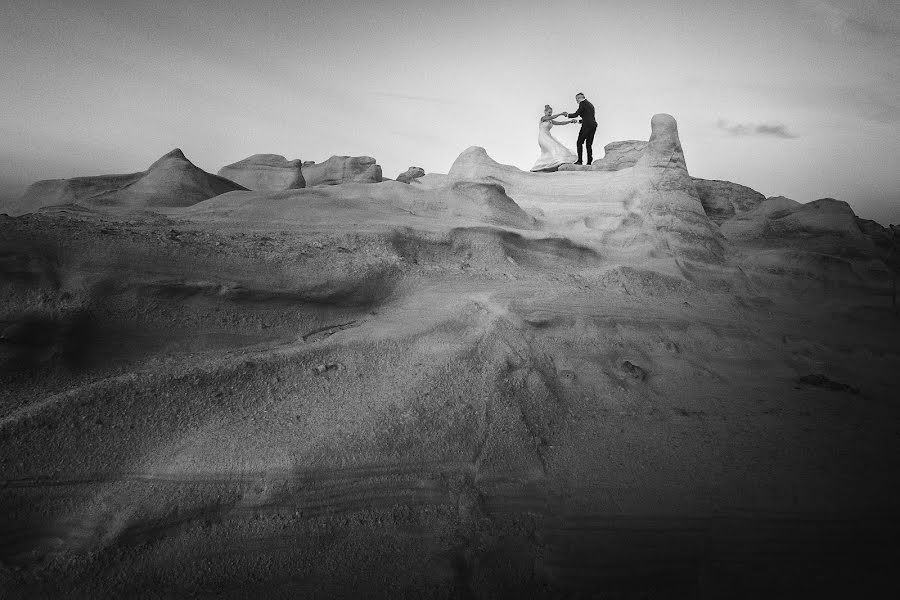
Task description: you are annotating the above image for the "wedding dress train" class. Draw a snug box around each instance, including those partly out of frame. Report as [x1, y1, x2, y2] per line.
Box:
[530, 119, 577, 172]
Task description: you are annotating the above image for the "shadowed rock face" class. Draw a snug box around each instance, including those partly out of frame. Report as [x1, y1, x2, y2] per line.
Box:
[396, 167, 426, 184]
[857, 216, 899, 251]
[693, 178, 767, 224]
[3, 149, 245, 215]
[301, 156, 383, 186]
[3, 173, 144, 216]
[217, 154, 305, 191]
[721, 197, 868, 244]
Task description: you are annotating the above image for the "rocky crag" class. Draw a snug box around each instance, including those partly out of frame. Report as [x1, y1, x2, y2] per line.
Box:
[217, 154, 306, 191]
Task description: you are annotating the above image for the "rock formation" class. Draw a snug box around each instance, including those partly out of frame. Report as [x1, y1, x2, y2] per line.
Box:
[447, 147, 522, 181]
[181, 177, 537, 233]
[630, 113, 725, 261]
[396, 167, 425, 184]
[635, 113, 689, 171]
[449, 114, 723, 262]
[756, 195, 801, 215]
[3, 149, 245, 215]
[301, 156, 383, 187]
[3, 172, 144, 216]
[438, 181, 536, 229]
[558, 140, 648, 172]
[692, 178, 767, 224]
[856, 216, 898, 251]
[217, 154, 305, 191]
[82, 149, 246, 209]
[592, 140, 648, 171]
[720, 197, 868, 244]
[559, 136, 770, 232]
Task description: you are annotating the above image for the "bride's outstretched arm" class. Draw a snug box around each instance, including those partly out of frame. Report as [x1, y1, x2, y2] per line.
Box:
[550, 119, 574, 125]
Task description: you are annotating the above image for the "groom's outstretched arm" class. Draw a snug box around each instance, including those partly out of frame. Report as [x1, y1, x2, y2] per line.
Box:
[565, 106, 582, 119]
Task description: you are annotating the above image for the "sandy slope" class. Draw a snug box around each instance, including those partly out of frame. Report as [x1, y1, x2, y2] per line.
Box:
[2, 126, 899, 597]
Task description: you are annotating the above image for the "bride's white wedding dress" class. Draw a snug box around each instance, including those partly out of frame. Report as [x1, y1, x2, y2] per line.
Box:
[530, 119, 577, 172]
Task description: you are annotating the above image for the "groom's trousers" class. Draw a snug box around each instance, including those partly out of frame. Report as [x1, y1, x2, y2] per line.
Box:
[576, 122, 598, 164]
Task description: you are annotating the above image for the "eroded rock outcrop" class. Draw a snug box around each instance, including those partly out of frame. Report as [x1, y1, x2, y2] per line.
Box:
[6, 149, 245, 215]
[448, 115, 723, 262]
[721, 197, 869, 248]
[448, 147, 522, 181]
[4, 172, 143, 216]
[636, 113, 689, 171]
[856, 217, 899, 252]
[301, 156, 383, 187]
[396, 167, 426, 184]
[179, 176, 538, 233]
[217, 154, 305, 191]
[757, 196, 801, 215]
[558, 141, 648, 172]
[440, 181, 536, 229]
[693, 178, 766, 224]
[629, 113, 724, 261]
[592, 140, 648, 171]
[83, 149, 247, 208]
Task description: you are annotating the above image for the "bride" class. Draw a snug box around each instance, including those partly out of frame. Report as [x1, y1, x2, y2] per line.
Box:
[530, 104, 579, 172]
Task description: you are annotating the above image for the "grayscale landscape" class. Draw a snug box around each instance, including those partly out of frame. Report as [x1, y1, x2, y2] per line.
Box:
[2, 113, 899, 598]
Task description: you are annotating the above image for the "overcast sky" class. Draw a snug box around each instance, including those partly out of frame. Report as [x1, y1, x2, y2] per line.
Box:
[2, 0, 898, 224]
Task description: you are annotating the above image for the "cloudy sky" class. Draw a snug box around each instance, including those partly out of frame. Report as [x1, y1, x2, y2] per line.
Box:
[2, 0, 898, 224]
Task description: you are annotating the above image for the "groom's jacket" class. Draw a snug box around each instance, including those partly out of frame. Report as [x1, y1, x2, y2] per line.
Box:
[568, 99, 596, 126]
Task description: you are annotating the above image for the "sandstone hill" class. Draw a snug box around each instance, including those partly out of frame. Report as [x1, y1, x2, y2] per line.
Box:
[3, 149, 245, 215]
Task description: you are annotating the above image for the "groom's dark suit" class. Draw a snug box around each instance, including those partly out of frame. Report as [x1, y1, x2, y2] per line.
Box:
[567, 99, 597, 164]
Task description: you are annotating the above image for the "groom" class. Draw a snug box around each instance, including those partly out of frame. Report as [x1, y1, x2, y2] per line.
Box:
[563, 92, 597, 165]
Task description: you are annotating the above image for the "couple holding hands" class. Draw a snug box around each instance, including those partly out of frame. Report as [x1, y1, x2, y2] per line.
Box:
[531, 92, 598, 172]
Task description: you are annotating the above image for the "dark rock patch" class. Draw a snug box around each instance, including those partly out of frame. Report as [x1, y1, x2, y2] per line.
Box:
[797, 373, 859, 394]
[621, 360, 648, 381]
